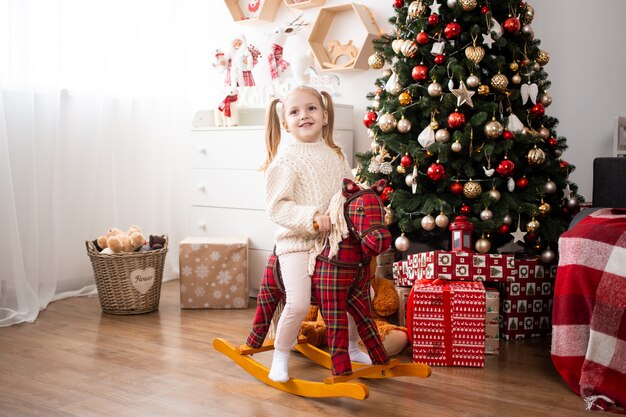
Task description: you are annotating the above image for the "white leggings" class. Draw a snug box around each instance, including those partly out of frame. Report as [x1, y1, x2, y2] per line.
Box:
[274, 251, 359, 351]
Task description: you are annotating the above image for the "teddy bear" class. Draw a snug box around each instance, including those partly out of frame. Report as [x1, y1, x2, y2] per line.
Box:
[299, 277, 409, 356]
[96, 225, 145, 254]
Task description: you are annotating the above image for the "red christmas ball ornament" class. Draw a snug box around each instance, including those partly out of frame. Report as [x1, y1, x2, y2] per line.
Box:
[434, 54, 445, 65]
[460, 205, 472, 215]
[363, 111, 378, 128]
[548, 137, 558, 147]
[428, 13, 440, 26]
[447, 111, 466, 129]
[503, 17, 521, 34]
[481, 6, 490, 14]
[427, 162, 446, 181]
[496, 159, 515, 176]
[515, 176, 529, 189]
[524, 232, 538, 243]
[400, 154, 413, 167]
[560, 160, 570, 169]
[444, 22, 461, 39]
[497, 224, 510, 234]
[530, 103, 545, 118]
[393, 0, 404, 9]
[503, 130, 514, 140]
[411, 64, 429, 81]
[381, 185, 394, 203]
[450, 182, 464, 195]
[416, 31, 429, 45]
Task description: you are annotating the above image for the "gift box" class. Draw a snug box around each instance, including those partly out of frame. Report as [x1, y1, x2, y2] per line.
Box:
[485, 288, 500, 355]
[407, 251, 515, 283]
[408, 280, 485, 367]
[497, 258, 554, 340]
[393, 260, 414, 287]
[179, 237, 249, 309]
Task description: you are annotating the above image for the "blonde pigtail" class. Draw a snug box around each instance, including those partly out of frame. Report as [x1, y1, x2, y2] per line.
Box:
[260, 98, 282, 171]
[320, 90, 343, 160]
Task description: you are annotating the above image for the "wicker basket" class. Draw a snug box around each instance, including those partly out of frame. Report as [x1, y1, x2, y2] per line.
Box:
[85, 236, 168, 315]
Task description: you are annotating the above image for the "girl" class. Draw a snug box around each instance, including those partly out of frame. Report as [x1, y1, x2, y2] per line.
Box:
[260, 86, 372, 383]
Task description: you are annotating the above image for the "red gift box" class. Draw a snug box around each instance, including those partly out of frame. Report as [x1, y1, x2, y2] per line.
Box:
[498, 258, 554, 341]
[407, 251, 515, 283]
[393, 260, 413, 287]
[407, 280, 485, 367]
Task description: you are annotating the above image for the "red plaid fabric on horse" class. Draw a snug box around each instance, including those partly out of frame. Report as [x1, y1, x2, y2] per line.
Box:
[551, 208, 626, 411]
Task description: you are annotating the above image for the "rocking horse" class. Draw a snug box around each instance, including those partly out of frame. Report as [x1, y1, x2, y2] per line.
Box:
[214, 179, 431, 399]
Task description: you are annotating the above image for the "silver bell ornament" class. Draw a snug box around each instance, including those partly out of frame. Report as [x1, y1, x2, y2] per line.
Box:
[421, 214, 436, 231]
[395, 233, 411, 252]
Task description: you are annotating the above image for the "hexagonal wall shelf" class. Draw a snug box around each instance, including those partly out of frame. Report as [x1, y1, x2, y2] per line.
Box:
[224, 0, 281, 25]
[308, 3, 380, 72]
[283, 0, 326, 9]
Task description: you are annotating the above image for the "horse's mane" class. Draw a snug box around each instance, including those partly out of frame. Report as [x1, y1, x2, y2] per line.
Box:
[308, 189, 348, 275]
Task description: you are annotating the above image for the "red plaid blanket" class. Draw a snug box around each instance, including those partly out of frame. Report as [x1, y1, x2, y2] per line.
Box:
[551, 208, 626, 412]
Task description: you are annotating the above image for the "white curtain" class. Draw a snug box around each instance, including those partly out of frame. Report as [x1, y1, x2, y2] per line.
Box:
[0, 0, 211, 326]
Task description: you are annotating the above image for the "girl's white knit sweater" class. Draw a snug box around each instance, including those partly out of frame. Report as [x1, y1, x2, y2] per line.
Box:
[265, 141, 353, 258]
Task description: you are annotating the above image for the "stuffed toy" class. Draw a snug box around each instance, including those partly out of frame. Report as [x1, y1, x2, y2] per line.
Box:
[299, 277, 409, 356]
[97, 225, 145, 254]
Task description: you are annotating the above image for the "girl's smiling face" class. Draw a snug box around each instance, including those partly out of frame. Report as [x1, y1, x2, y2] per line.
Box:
[282, 90, 327, 144]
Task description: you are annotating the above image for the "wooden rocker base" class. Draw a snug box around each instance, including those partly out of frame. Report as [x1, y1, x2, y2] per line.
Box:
[213, 337, 431, 400]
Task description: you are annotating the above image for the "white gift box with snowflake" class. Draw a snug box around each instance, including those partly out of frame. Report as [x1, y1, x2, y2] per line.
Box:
[179, 237, 249, 309]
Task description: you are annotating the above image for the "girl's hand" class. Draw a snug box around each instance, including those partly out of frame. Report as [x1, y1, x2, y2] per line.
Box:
[313, 213, 331, 232]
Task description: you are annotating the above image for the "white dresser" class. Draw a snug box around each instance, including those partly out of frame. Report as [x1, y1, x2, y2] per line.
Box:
[189, 105, 354, 296]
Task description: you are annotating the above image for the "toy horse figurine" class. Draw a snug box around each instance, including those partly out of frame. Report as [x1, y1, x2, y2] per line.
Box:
[214, 179, 431, 400]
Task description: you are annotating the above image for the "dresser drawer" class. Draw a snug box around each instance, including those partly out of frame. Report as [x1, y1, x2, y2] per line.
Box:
[189, 206, 276, 251]
[191, 129, 266, 169]
[191, 169, 265, 210]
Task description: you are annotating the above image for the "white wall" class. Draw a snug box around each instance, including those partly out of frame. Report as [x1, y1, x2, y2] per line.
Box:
[199, 0, 626, 201]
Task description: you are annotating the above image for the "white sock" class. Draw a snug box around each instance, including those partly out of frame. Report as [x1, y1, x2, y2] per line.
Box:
[268, 348, 290, 383]
[348, 314, 372, 364]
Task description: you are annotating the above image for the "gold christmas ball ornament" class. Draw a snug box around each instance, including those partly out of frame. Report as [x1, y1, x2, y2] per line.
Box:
[475, 236, 491, 254]
[435, 212, 449, 228]
[484, 118, 504, 139]
[384, 205, 394, 225]
[408, 0, 427, 18]
[368, 53, 385, 69]
[463, 180, 482, 199]
[421, 214, 436, 231]
[539, 93, 553, 107]
[398, 92, 412, 106]
[510, 62, 519, 72]
[488, 188, 501, 202]
[435, 128, 450, 143]
[490, 73, 509, 92]
[522, 4, 535, 24]
[396, 165, 406, 174]
[536, 50, 550, 66]
[527, 146, 546, 165]
[538, 127, 550, 139]
[539, 202, 552, 216]
[378, 113, 398, 132]
[459, 0, 477, 11]
[428, 82, 443, 97]
[430, 119, 439, 130]
[526, 218, 541, 233]
[465, 45, 485, 65]
[478, 84, 490, 95]
[397, 117, 412, 133]
[512, 74, 522, 84]
[466, 75, 480, 88]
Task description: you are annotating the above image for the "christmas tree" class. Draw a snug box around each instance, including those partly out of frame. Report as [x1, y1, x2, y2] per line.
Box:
[357, 0, 582, 262]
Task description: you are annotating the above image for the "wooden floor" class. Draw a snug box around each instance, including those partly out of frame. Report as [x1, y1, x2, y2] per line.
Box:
[0, 280, 591, 417]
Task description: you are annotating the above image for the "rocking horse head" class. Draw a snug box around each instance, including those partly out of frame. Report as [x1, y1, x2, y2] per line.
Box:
[342, 178, 391, 257]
